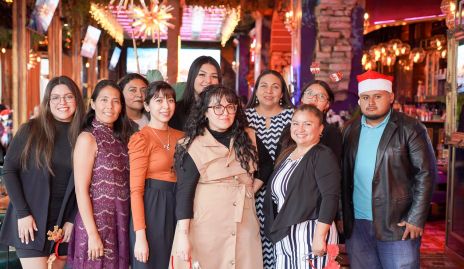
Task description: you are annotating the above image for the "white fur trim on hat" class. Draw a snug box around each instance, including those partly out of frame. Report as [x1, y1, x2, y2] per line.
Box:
[358, 78, 392, 94]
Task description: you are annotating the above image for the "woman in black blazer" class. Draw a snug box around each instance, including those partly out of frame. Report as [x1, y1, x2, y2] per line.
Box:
[0, 76, 85, 269]
[264, 104, 340, 269]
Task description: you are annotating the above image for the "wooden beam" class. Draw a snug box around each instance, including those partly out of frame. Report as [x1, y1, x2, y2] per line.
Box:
[167, 0, 181, 84]
[71, 22, 83, 90]
[48, 1, 62, 77]
[12, 0, 28, 131]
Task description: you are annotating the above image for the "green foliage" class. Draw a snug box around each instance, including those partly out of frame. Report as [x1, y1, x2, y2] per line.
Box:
[172, 82, 186, 101]
[146, 69, 164, 83]
[0, 26, 12, 48]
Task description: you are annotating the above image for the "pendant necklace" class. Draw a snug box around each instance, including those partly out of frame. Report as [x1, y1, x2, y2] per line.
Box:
[151, 127, 171, 151]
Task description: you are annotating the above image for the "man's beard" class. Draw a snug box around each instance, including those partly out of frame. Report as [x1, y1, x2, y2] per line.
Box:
[364, 110, 390, 121]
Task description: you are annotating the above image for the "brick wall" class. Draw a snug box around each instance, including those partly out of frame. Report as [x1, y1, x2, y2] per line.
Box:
[315, 0, 357, 92]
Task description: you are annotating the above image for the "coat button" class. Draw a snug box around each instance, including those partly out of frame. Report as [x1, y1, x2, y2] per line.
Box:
[231, 231, 236, 236]
[233, 176, 238, 180]
[233, 202, 237, 206]
[230, 260, 235, 265]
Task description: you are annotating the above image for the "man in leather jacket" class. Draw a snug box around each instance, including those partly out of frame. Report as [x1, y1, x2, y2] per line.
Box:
[341, 70, 436, 269]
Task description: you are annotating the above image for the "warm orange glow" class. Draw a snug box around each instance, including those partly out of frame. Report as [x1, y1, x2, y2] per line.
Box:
[131, 1, 174, 42]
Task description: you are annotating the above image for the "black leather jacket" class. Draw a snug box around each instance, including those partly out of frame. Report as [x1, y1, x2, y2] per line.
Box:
[341, 110, 437, 241]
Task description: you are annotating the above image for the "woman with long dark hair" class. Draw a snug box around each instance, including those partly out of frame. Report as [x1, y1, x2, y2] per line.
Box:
[67, 80, 132, 269]
[118, 73, 149, 130]
[171, 85, 272, 268]
[169, 56, 222, 131]
[128, 81, 184, 268]
[245, 69, 294, 268]
[265, 105, 340, 269]
[0, 76, 85, 269]
[279, 80, 342, 161]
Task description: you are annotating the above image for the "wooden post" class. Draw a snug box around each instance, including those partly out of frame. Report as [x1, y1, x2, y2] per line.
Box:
[48, 1, 62, 77]
[71, 21, 83, 90]
[167, 0, 181, 83]
[99, 36, 110, 79]
[12, 0, 28, 130]
[0, 49, 13, 107]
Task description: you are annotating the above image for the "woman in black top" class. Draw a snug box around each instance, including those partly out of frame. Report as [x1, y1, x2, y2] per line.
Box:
[169, 56, 222, 131]
[0, 76, 85, 269]
[279, 80, 342, 161]
[264, 104, 340, 269]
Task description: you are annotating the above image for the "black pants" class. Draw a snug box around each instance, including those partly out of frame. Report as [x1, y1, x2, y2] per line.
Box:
[130, 179, 176, 269]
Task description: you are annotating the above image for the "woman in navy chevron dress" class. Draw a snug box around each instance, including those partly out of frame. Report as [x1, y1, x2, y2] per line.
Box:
[245, 70, 294, 268]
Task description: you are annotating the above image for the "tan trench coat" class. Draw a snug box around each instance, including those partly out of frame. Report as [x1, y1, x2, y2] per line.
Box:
[170, 129, 263, 269]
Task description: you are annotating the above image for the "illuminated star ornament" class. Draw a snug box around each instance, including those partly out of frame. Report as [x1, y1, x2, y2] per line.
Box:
[131, 0, 175, 42]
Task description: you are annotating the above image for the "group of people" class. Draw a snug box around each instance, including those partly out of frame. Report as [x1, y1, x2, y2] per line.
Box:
[0, 54, 436, 269]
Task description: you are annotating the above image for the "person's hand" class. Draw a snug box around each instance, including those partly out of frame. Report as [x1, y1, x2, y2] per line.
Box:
[134, 230, 149, 263]
[311, 233, 327, 257]
[17, 215, 38, 244]
[87, 233, 104, 261]
[398, 221, 423, 240]
[176, 233, 191, 262]
[62, 222, 74, 242]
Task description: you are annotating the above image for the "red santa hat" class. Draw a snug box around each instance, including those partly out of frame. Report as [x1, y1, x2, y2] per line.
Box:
[357, 70, 394, 95]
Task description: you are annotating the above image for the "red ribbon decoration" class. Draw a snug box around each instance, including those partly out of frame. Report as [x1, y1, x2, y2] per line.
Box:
[54, 238, 66, 260]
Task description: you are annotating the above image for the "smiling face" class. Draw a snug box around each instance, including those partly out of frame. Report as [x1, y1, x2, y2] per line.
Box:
[205, 96, 237, 132]
[194, 63, 220, 95]
[49, 84, 77, 122]
[301, 83, 330, 113]
[290, 110, 324, 147]
[255, 74, 283, 109]
[122, 78, 147, 113]
[91, 86, 122, 127]
[145, 91, 176, 125]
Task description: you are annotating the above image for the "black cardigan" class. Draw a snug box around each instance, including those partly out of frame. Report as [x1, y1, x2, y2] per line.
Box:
[0, 122, 77, 251]
[264, 143, 340, 243]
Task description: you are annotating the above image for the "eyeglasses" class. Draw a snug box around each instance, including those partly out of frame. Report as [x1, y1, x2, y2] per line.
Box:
[303, 90, 329, 102]
[50, 94, 75, 104]
[208, 104, 238, 115]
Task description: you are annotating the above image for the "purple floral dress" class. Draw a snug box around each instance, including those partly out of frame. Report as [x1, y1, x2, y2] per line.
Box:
[68, 119, 130, 269]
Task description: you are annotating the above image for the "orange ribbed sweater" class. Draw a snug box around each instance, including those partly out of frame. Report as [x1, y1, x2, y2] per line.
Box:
[128, 126, 184, 231]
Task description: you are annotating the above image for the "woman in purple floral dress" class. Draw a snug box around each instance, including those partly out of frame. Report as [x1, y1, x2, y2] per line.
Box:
[68, 80, 133, 269]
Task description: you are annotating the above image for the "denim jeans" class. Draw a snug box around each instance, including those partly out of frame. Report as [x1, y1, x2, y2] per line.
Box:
[345, 219, 421, 269]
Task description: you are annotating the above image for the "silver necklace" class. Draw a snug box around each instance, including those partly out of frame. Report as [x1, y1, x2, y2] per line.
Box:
[151, 127, 170, 151]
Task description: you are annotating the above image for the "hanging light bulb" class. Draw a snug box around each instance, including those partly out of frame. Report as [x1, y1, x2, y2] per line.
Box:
[388, 39, 403, 52]
[379, 43, 388, 55]
[400, 44, 411, 55]
[410, 48, 426, 63]
[441, 49, 447, 59]
[369, 45, 382, 62]
[381, 52, 396, 67]
[362, 52, 370, 65]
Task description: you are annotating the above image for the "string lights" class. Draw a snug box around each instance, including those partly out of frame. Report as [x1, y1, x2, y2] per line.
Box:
[90, 3, 124, 45]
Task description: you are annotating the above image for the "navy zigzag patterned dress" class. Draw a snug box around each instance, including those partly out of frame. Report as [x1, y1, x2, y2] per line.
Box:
[245, 107, 293, 269]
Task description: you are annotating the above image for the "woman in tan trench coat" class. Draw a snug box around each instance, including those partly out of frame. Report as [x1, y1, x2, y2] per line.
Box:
[170, 85, 273, 269]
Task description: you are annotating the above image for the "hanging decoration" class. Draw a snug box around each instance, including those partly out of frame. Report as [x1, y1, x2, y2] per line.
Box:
[440, 0, 457, 29]
[90, 3, 124, 45]
[131, 0, 175, 42]
[310, 62, 321, 74]
[410, 48, 426, 63]
[220, 6, 240, 46]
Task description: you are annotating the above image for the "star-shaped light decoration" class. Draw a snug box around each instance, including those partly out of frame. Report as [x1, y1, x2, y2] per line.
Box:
[131, 0, 175, 42]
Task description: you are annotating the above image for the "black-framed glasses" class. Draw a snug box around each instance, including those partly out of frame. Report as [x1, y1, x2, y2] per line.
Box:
[303, 90, 329, 102]
[50, 94, 75, 104]
[208, 104, 238, 115]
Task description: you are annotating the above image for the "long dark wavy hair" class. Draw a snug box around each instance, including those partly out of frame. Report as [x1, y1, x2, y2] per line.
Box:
[246, 70, 294, 109]
[275, 104, 324, 167]
[20, 76, 86, 174]
[175, 84, 257, 175]
[82, 79, 132, 144]
[180, 56, 222, 113]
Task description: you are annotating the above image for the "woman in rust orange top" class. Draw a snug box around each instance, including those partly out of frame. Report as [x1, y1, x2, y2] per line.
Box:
[128, 81, 184, 269]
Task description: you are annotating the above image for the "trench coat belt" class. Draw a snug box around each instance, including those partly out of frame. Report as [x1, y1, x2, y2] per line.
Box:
[199, 177, 252, 223]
